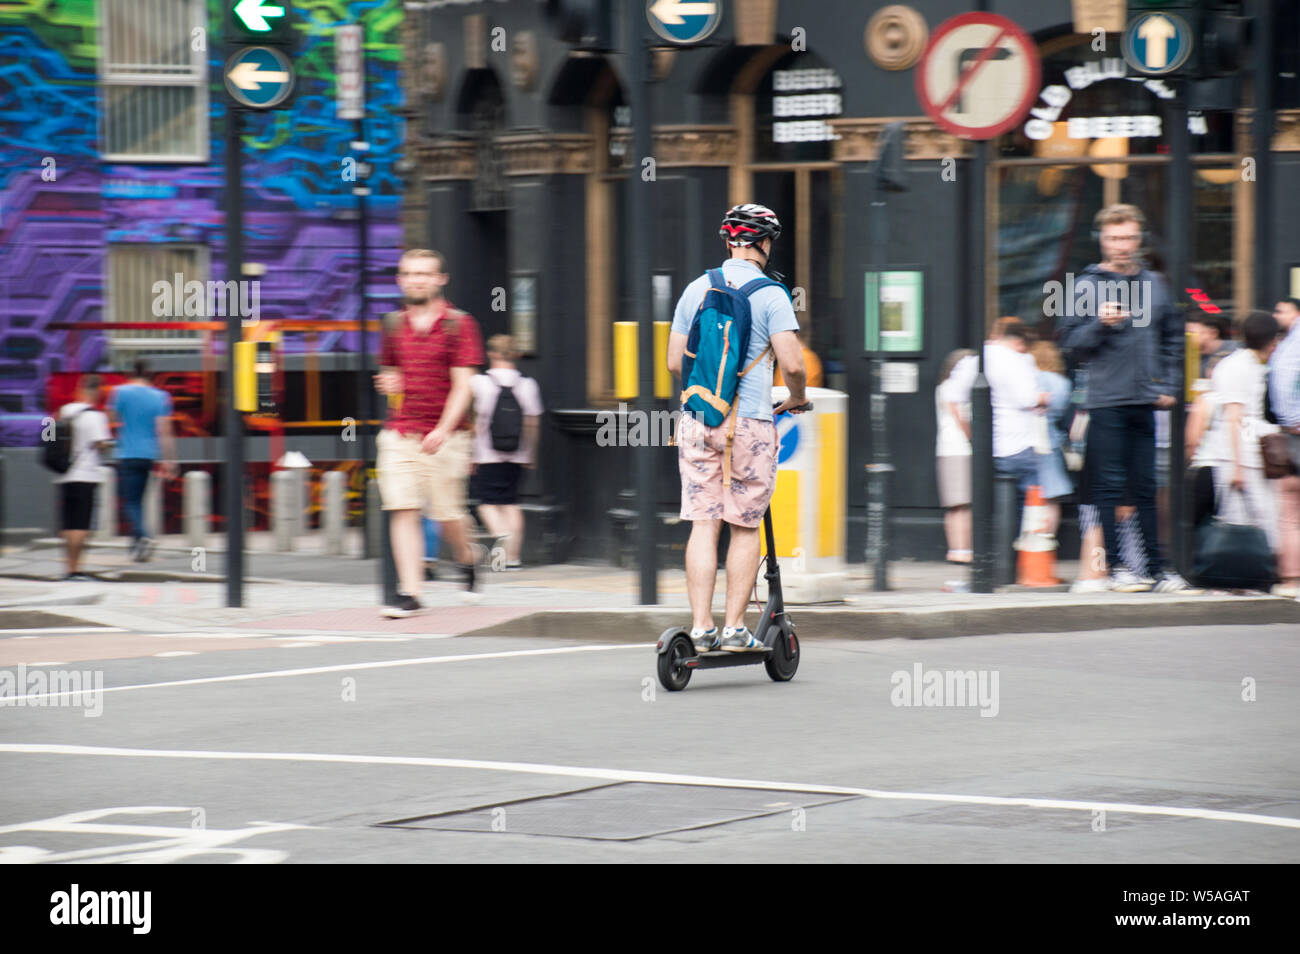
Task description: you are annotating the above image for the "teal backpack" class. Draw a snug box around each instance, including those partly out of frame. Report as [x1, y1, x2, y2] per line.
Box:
[679, 268, 787, 482]
[680, 268, 787, 427]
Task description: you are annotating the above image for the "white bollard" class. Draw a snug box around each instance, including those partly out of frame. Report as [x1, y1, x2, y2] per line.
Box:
[184, 470, 209, 549]
[143, 470, 162, 542]
[272, 470, 295, 552]
[324, 470, 345, 555]
[95, 464, 116, 542]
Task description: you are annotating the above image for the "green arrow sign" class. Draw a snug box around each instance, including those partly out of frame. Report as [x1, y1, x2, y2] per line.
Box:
[234, 0, 286, 32]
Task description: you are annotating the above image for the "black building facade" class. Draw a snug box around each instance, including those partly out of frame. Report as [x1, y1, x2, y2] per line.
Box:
[397, 0, 1300, 564]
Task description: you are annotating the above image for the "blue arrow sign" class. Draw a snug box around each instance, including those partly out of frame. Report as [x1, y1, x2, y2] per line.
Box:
[1121, 13, 1193, 75]
[647, 0, 721, 45]
[224, 46, 294, 108]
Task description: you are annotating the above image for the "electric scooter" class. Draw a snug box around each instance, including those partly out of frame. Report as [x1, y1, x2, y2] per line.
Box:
[654, 402, 809, 691]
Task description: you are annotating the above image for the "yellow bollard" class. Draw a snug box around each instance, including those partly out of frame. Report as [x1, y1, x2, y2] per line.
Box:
[654, 321, 671, 398]
[614, 321, 638, 399]
[234, 341, 256, 412]
[1185, 330, 1201, 403]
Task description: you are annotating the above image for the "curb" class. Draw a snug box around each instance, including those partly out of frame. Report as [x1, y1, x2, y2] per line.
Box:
[458, 598, 1300, 641]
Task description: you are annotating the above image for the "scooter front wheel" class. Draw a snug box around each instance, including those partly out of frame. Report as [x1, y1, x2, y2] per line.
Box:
[658, 633, 694, 691]
[764, 620, 799, 682]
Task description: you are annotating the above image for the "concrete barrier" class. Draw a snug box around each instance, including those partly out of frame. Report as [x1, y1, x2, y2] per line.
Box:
[323, 470, 345, 555]
[183, 470, 209, 548]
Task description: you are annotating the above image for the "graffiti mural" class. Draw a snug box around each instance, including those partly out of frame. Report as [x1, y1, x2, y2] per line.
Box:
[0, 0, 405, 446]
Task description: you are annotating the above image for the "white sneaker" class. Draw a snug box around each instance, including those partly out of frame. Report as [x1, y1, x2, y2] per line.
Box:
[1270, 582, 1300, 599]
[1070, 577, 1112, 594]
[1109, 568, 1152, 592]
[1153, 571, 1203, 595]
[690, 626, 719, 653]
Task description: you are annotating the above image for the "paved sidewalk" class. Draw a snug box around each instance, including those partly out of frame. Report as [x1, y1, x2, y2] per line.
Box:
[2, 531, 1297, 639]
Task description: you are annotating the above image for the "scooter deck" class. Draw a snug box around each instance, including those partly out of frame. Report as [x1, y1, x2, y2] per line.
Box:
[689, 647, 774, 669]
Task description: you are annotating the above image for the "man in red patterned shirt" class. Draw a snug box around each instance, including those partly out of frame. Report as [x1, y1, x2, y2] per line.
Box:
[374, 249, 485, 616]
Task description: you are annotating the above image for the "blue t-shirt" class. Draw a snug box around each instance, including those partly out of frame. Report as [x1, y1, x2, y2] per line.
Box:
[110, 384, 172, 460]
[671, 259, 799, 422]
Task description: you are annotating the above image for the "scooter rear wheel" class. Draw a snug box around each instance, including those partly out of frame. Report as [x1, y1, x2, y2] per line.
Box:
[764, 620, 799, 682]
[658, 634, 694, 691]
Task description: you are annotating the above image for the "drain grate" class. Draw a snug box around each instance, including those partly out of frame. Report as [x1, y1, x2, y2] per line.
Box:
[378, 783, 858, 841]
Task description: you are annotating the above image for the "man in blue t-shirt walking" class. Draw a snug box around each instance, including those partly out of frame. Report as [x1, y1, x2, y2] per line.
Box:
[109, 360, 177, 561]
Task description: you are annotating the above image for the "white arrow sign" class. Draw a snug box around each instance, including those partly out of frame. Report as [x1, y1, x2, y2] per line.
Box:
[1137, 15, 1176, 70]
[234, 0, 286, 33]
[228, 60, 290, 90]
[649, 0, 717, 26]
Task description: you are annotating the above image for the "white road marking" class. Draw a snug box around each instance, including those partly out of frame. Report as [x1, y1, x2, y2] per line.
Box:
[153, 651, 199, 657]
[21, 662, 67, 668]
[3, 743, 1297, 832]
[2, 643, 649, 703]
[0, 627, 126, 635]
[280, 642, 320, 648]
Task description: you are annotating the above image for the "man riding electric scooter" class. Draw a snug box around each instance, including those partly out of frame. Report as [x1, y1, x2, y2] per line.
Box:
[666, 203, 809, 656]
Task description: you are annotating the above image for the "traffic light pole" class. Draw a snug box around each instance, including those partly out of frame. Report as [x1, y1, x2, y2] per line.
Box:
[629, 14, 657, 605]
[224, 104, 246, 607]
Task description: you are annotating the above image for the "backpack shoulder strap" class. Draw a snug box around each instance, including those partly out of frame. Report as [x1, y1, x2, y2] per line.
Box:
[737, 276, 789, 300]
[707, 268, 726, 290]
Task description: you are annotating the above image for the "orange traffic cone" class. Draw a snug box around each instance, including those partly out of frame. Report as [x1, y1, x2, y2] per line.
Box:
[1015, 485, 1061, 587]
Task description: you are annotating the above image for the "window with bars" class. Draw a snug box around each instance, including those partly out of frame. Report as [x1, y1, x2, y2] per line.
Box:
[106, 244, 206, 355]
[99, 0, 208, 162]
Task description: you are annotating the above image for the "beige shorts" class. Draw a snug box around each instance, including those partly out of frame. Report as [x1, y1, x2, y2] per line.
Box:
[376, 428, 470, 521]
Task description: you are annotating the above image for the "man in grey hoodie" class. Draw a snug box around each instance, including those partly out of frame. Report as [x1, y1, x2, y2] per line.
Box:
[1059, 204, 1195, 592]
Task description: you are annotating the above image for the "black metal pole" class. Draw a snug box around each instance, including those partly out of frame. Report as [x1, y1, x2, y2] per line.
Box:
[629, 15, 657, 604]
[969, 139, 994, 593]
[355, 125, 372, 560]
[866, 180, 891, 591]
[1167, 80, 1192, 575]
[224, 105, 245, 607]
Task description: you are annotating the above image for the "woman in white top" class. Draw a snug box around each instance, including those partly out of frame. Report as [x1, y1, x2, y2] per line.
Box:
[53, 374, 113, 580]
[1193, 311, 1281, 549]
[935, 349, 978, 563]
[469, 334, 543, 568]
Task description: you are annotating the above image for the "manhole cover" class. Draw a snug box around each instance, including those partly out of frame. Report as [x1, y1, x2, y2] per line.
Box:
[378, 783, 857, 841]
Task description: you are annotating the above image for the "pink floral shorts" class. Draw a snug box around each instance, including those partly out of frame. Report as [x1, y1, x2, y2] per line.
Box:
[677, 413, 778, 529]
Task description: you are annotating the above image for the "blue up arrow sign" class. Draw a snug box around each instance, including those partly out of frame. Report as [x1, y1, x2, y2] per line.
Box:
[647, 0, 721, 45]
[224, 46, 294, 108]
[1121, 12, 1193, 75]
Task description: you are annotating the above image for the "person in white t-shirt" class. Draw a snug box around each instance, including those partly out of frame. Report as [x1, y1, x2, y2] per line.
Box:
[469, 335, 543, 569]
[53, 374, 113, 581]
[1194, 311, 1281, 549]
[935, 349, 977, 563]
[984, 319, 1049, 496]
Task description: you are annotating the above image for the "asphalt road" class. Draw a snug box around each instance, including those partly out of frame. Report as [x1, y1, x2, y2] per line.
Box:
[1, 622, 1297, 863]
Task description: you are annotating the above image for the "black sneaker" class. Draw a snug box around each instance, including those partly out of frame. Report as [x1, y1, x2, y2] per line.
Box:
[460, 563, 482, 604]
[381, 593, 422, 618]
